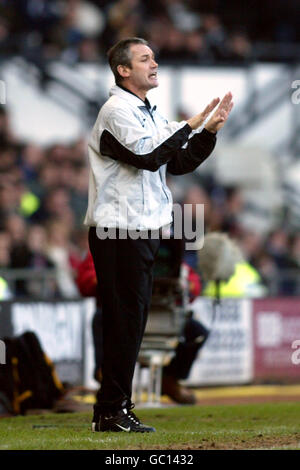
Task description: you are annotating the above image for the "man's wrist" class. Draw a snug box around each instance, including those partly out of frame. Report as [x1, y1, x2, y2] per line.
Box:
[185, 122, 193, 133]
[204, 125, 217, 135]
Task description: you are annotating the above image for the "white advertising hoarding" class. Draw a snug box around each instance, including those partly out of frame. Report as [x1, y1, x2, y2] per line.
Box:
[186, 298, 253, 385]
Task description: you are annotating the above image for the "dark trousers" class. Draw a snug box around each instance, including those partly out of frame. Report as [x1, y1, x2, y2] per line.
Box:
[88, 227, 160, 414]
[92, 306, 103, 379]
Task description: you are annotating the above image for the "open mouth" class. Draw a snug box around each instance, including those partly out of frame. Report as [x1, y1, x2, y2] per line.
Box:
[149, 73, 157, 79]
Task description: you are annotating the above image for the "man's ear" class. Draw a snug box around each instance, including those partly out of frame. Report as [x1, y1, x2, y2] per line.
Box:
[117, 64, 130, 80]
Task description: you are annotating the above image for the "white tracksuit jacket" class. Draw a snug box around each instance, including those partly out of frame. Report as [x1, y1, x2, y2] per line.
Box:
[84, 85, 216, 231]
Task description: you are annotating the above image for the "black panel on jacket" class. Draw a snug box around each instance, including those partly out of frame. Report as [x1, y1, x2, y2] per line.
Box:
[167, 128, 217, 175]
[100, 124, 192, 172]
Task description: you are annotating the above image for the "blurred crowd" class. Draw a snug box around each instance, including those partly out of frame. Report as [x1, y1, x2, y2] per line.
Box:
[1, 102, 300, 300]
[0, 0, 299, 299]
[0, 105, 89, 298]
[0, 0, 299, 65]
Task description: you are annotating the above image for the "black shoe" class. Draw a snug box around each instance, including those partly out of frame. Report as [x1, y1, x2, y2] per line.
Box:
[99, 407, 155, 433]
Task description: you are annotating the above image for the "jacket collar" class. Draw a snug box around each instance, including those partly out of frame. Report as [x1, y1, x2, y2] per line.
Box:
[109, 85, 155, 112]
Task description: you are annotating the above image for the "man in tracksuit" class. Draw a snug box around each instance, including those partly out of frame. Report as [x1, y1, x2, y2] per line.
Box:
[85, 37, 233, 433]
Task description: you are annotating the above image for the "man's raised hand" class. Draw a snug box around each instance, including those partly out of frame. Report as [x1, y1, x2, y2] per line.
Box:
[187, 97, 220, 130]
[204, 92, 234, 133]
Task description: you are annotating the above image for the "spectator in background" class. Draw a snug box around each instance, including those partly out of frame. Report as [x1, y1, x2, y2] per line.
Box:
[6, 218, 56, 298]
[267, 230, 300, 296]
[0, 231, 11, 269]
[254, 251, 279, 296]
[266, 229, 290, 268]
[0, 17, 14, 56]
[31, 187, 74, 226]
[64, 0, 105, 40]
[182, 185, 213, 270]
[0, 179, 20, 225]
[203, 259, 268, 298]
[101, 0, 145, 48]
[202, 13, 227, 61]
[45, 219, 79, 298]
[238, 231, 265, 265]
[20, 144, 44, 185]
[226, 31, 252, 62]
[0, 144, 17, 171]
[5, 213, 30, 296]
[2, 0, 298, 64]
[157, 26, 186, 62]
[290, 235, 300, 269]
[145, 17, 169, 56]
[25, 224, 57, 297]
[77, 37, 102, 62]
[69, 137, 87, 164]
[27, 224, 54, 268]
[220, 186, 245, 237]
[70, 164, 89, 227]
[0, 231, 12, 300]
[165, 0, 201, 33]
[5, 213, 27, 247]
[182, 29, 212, 64]
[35, 161, 61, 197]
[0, 108, 15, 144]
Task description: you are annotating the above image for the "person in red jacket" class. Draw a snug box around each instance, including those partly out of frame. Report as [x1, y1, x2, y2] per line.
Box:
[76, 248, 210, 405]
[76, 250, 103, 384]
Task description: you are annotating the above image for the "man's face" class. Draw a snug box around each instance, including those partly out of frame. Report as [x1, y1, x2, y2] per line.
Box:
[122, 44, 158, 93]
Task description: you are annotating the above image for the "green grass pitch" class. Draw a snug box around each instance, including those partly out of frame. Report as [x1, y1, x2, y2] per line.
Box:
[0, 402, 299, 450]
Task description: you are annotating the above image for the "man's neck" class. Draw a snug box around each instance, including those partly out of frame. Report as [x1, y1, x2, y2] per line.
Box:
[118, 83, 147, 103]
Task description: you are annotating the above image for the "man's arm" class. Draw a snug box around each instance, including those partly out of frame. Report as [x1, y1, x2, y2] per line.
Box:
[167, 128, 217, 175]
[100, 107, 192, 172]
[100, 93, 233, 173]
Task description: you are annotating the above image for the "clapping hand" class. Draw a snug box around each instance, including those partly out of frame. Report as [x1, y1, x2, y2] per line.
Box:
[187, 92, 233, 133]
[204, 92, 234, 133]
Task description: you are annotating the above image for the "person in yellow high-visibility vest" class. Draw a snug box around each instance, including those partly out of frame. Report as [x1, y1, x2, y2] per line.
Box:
[0, 277, 12, 300]
[203, 261, 268, 298]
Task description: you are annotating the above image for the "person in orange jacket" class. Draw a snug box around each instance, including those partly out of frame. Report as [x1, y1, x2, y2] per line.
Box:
[76, 246, 210, 405]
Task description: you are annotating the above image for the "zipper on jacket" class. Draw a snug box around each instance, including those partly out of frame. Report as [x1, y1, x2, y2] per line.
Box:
[159, 168, 170, 204]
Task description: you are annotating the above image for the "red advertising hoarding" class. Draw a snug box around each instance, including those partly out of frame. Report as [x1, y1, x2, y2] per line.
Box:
[253, 298, 300, 381]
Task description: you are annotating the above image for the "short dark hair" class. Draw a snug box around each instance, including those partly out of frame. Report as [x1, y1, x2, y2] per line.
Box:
[107, 37, 149, 85]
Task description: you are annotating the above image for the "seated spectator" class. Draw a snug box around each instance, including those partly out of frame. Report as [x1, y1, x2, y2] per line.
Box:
[31, 187, 74, 226]
[157, 26, 186, 62]
[182, 30, 212, 64]
[226, 31, 252, 62]
[20, 144, 45, 184]
[46, 219, 79, 298]
[202, 13, 228, 61]
[0, 230, 11, 268]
